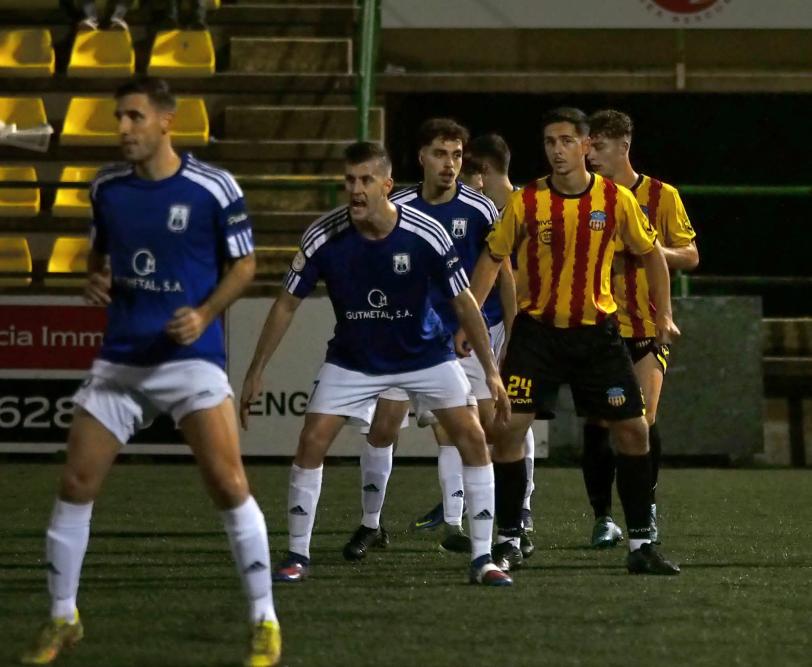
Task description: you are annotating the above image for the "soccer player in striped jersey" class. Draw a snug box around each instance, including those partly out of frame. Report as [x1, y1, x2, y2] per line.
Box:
[463, 107, 681, 575]
[582, 109, 699, 548]
[367, 119, 517, 558]
[464, 134, 537, 552]
[240, 141, 512, 587]
[20, 78, 281, 667]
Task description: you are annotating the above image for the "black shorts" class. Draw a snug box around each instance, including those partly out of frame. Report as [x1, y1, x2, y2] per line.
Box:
[501, 314, 645, 421]
[624, 337, 670, 374]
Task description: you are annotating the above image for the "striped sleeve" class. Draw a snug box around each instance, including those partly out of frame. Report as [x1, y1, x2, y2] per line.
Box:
[486, 189, 523, 259]
[400, 205, 469, 299]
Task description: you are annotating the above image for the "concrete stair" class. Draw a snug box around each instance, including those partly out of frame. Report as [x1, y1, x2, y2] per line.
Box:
[230, 37, 352, 74]
[225, 105, 382, 140]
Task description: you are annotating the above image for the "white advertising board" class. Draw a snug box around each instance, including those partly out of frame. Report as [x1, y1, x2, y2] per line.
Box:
[382, 0, 812, 29]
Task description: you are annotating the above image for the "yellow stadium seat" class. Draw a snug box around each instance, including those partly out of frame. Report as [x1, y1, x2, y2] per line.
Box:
[0, 96, 47, 130]
[53, 166, 99, 217]
[207, 0, 220, 8]
[0, 29, 55, 77]
[46, 236, 89, 287]
[68, 28, 134, 77]
[61, 96, 209, 146]
[0, 236, 32, 287]
[148, 30, 215, 77]
[0, 166, 39, 217]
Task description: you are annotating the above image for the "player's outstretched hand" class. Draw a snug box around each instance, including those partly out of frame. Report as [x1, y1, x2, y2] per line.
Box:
[239, 369, 262, 431]
[453, 328, 472, 357]
[84, 269, 111, 306]
[487, 374, 511, 426]
[655, 315, 681, 345]
[166, 306, 209, 345]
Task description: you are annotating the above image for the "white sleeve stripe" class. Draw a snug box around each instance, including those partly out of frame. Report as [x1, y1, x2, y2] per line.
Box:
[241, 231, 254, 253]
[401, 207, 454, 251]
[400, 210, 454, 252]
[182, 168, 229, 208]
[188, 156, 242, 199]
[185, 163, 236, 202]
[301, 207, 349, 249]
[455, 267, 470, 286]
[399, 219, 445, 255]
[227, 236, 239, 257]
[460, 184, 499, 219]
[302, 220, 350, 257]
[458, 193, 498, 223]
[285, 273, 301, 293]
[237, 233, 249, 255]
[90, 166, 133, 200]
[389, 188, 419, 203]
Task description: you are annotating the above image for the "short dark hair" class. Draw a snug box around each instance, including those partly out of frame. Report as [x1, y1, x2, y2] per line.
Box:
[541, 107, 589, 137]
[588, 109, 634, 139]
[461, 153, 484, 176]
[114, 77, 176, 112]
[417, 118, 470, 149]
[466, 133, 511, 174]
[344, 141, 392, 172]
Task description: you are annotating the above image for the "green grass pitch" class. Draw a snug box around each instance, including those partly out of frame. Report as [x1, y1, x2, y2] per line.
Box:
[2, 462, 811, 666]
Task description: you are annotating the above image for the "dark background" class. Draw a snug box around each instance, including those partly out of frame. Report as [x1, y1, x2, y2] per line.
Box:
[386, 93, 812, 316]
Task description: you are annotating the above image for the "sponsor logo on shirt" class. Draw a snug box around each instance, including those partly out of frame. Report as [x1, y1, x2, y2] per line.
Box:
[367, 289, 388, 308]
[227, 212, 248, 226]
[132, 249, 157, 276]
[291, 250, 306, 272]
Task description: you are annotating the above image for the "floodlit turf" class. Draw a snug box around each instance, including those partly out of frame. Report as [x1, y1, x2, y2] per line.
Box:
[2, 462, 811, 667]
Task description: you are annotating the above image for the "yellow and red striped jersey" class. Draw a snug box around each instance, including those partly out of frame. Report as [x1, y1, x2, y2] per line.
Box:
[613, 174, 696, 338]
[487, 173, 656, 328]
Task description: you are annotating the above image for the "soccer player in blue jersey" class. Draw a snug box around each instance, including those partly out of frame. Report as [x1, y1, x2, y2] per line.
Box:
[359, 119, 517, 558]
[240, 141, 512, 587]
[462, 134, 537, 558]
[20, 78, 281, 667]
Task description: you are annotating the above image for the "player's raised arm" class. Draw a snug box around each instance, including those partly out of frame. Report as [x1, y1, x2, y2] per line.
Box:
[451, 289, 510, 425]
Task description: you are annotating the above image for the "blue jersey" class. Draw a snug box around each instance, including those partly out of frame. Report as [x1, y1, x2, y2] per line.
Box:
[283, 203, 468, 375]
[389, 182, 501, 332]
[90, 153, 254, 368]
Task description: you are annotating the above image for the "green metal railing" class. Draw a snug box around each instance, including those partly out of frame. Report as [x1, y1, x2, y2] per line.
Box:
[356, 0, 381, 141]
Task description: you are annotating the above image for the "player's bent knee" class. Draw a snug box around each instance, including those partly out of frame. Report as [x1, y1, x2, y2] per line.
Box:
[210, 470, 250, 509]
[59, 467, 102, 503]
[611, 418, 649, 456]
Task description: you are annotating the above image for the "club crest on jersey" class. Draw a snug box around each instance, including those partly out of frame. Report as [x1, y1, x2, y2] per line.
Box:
[607, 387, 626, 407]
[589, 210, 607, 231]
[393, 253, 411, 274]
[167, 205, 190, 233]
[451, 218, 468, 238]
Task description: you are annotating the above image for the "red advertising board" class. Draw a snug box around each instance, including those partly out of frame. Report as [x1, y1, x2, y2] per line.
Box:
[0, 304, 106, 370]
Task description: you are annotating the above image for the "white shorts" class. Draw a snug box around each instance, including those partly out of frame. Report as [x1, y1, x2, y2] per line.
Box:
[73, 359, 234, 445]
[307, 360, 476, 427]
[381, 321, 505, 426]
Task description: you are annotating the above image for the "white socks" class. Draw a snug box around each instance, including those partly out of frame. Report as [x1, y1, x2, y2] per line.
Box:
[221, 496, 277, 624]
[288, 464, 323, 560]
[462, 464, 495, 561]
[523, 428, 535, 512]
[46, 499, 93, 621]
[360, 442, 393, 530]
[438, 445, 464, 526]
[629, 538, 652, 552]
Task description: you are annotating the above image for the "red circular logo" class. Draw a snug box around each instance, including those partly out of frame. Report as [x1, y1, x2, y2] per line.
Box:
[651, 0, 719, 13]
